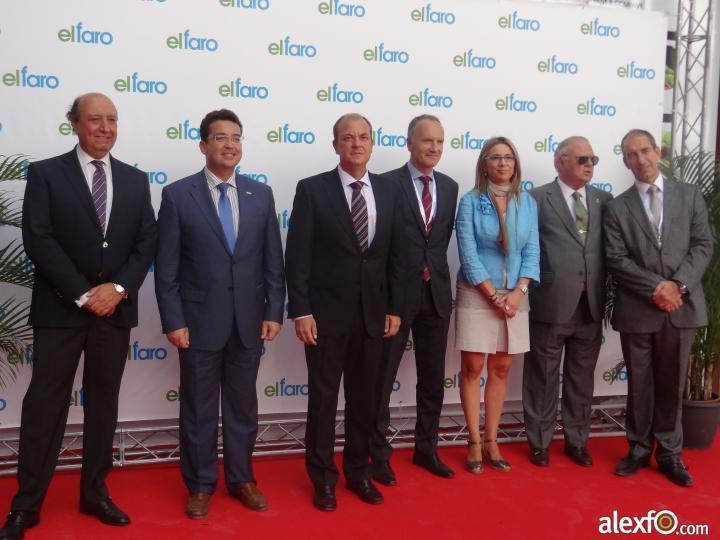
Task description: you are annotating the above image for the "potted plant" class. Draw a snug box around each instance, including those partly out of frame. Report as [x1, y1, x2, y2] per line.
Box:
[0, 154, 33, 388]
[660, 152, 720, 449]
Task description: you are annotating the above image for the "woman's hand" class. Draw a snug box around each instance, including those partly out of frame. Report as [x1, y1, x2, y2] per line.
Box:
[502, 289, 523, 318]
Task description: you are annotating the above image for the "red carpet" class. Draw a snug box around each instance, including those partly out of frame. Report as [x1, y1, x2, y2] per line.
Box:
[1, 436, 717, 539]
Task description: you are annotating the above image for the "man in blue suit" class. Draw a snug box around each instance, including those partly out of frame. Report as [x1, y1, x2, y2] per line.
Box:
[155, 109, 285, 519]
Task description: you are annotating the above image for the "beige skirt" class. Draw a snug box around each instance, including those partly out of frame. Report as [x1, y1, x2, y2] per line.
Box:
[454, 281, 530, 354]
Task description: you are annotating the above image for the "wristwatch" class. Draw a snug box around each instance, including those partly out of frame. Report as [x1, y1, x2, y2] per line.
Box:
[675, 281, 689, 296]
[113, 283, 128, 300]
[517, 284, 529, 295]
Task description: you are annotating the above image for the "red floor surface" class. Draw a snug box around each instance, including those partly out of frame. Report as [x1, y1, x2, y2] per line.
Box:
[1, 436, 718, 539]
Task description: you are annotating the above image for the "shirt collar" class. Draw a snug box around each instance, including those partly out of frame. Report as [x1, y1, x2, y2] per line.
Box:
[557, 176, 586, 201]
[204, 166, 236, 189]
[635, 174, 663, 195]
[338, 165, 370, 187]
[76, 144, 110, 169]
[407, 161, 435, 184]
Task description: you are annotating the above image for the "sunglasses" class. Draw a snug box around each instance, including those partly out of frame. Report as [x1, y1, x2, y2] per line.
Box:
[576, 155, 599, 166]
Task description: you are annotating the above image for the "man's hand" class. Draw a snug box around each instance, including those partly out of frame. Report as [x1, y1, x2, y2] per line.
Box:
[295, 316, 318, 346]
[84, 283, 122, 317]
[167, 327, 190, 349]
[261, 321, 281, 341]
[384, 315, 401, 338]
[652, 280, 683, 312]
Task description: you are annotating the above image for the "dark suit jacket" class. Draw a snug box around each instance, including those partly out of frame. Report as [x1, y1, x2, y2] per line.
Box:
[21, 149, 157, 329]
[154, 171, 285, 351]
[604, 179, 713, 332]
[285, 168, 403, 338]
[382, 165, 458, 319]
[529, 180, 612, 323]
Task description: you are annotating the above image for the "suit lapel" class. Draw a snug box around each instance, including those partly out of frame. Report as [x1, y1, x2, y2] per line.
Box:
[369, 173, 388, 253]
[323, 169, 360, 250]
[398, 166, 426, 235]
[189, 171, 232, 254]
[546, 180, 584, 246]
[233, 175, 253, 260]
[624, 186, 659, 246]
[660, 179, 676, 245]
[586, 186, 602, 242]
[62, 150, 104, 235]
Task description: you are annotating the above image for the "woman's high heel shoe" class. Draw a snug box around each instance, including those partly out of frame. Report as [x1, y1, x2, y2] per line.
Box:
[483, 439, 511, 472]
[465, 440, 483, 474]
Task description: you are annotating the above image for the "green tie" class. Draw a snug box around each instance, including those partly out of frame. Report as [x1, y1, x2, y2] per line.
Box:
[572, 192, 588, 244]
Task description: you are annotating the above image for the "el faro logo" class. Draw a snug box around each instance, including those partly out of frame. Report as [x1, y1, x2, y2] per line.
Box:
[2, 66, 59, 89]
[316, 83, 364, 104]
[266, 124, 316, 144]
[408, 88, 453, 109]
[577, 97, 616, 117]
[57, 22, 113, 45]
[363, 42, 409, 64]
[114, 72, 168, 94]
[537, 54, 578, 75]
[617, 61, 655, 80]
[166, 30, 219, 51]
[495, 93, 537, 113]
[453, 49, 496, 69]
[450, 131, 486, 150]
[372, 127, 407, 148]
[267, 36, 317, 57]
[498, 10, 540, 31]
[580, 18, 620, 37]
[410, 3, 455, 25]
[219, 77, 269, 99]
[318, 1, 365, 17]
[219, 0, 270, 9]
[167, 120, 201, 140]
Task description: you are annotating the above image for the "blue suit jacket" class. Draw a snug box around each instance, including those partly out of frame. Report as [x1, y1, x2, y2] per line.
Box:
[155, 170, 285, 350]
[456, 189, 540, 289]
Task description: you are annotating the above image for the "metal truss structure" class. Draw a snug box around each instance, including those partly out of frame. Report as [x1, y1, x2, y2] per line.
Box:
[671, 0, 714, 155]
[0, 400, 627, 475]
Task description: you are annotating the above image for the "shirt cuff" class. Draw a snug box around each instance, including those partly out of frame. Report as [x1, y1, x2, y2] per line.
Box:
[75, 291, 90, 307]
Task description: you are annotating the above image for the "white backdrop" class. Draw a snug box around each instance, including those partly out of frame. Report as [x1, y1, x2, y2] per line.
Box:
[0, 0, 666, 426]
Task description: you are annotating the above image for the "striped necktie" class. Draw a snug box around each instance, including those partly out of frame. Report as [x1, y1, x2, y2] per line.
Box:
[91, 160, 107, 233]
[420, 176, 433, 281]
[350, 181, 368, 251]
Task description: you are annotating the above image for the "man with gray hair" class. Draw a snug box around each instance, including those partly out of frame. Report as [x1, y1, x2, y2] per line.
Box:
[523, 136, 612, 467]
[370, 115, 458, 485]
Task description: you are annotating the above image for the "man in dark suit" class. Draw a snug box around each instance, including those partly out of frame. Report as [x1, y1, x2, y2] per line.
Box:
[370, 115, 458, 485]
[0, 93, 157, 539]
[604, 129, 712, 487]
[285, 113, 403, 511]
[523, 136, 612, 468]
[154, 109, 285, 518]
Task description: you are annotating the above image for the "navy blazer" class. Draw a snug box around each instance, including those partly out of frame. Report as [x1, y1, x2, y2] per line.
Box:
[22, 149, 157, 329]
[154, 171, 285, 350]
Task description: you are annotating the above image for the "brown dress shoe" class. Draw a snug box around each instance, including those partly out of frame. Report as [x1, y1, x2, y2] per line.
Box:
[229, 482, 268, 511]
[185, 493, 211, 519]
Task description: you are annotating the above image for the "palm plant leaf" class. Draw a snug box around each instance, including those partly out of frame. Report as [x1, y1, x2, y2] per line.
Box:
[0, 241, 33, 288]
[0, 154, 29, 180]
[0, 298, 32, 388]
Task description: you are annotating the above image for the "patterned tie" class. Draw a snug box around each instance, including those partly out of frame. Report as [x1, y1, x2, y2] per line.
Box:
[217, 182, 236, 251]
[420, 176, 433, 281]
[572, 191, 588, 244]
[91, 160, 107, 233]
[648, 184, 662, 239]
[350, 181, 368, 252]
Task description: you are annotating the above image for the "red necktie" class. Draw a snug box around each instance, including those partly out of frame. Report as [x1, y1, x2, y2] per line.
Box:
[420, 176, 433, 281]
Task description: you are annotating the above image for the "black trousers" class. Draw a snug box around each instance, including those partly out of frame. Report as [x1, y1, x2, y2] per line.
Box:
[523, 293, 602, 450]
[304, 307, 383, 487]
[620, 318, 695, 461]
[371, 280, 449, 462]
[178, 325, 262, 494]
[12, 321, 130, 513]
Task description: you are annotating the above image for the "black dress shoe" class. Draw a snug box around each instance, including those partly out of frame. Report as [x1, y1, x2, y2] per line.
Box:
[346, 479, 383, 505]
[371, 461, 397, 486]
[0, 511, 40, 540]
[312, 485, 337, 511]
[79, 498, 130, 526]
[614, 454, 650, 477]
[412, 452, 455, 478]
[564, 445, 593, 467]
[529, 448, 549, 467]
[658, 458, 694, 487]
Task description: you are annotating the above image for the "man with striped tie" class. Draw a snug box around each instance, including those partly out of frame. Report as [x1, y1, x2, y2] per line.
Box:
[1, 93, 157, 539]
[285, 113, 404, 511]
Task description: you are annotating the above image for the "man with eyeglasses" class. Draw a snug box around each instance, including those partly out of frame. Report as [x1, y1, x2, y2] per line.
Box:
[523, 136, 612, 468]
[604, 129, 712, 487]
[155, 109, 285, 518]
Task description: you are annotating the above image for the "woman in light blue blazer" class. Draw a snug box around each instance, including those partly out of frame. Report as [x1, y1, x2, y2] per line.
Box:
[455, 136, 539, 474]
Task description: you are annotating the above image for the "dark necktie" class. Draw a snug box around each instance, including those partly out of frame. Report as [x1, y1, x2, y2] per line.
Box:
[91, 160, 107, 233]
[572, 191, 588, 244]
[420, 176, 433, 281]
[217, 183, 236, 250]
[350, 181, 368, 252]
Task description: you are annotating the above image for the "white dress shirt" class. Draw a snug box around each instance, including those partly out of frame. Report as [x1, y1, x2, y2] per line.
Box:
[204, 166, 240, 235]
[407, 161, 437, 226]
[635, 174, 664, 238]
[557, 177, 587, 219]
[338, 165, 377, 246]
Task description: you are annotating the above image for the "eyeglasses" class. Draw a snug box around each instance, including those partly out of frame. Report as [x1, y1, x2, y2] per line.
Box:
[212, 134, 244, 144]
[485, 155, 515, 163]
[575, 155, 599, 166]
